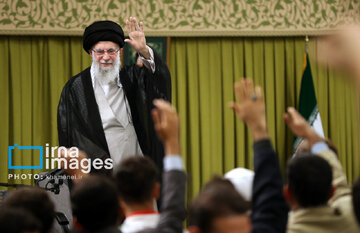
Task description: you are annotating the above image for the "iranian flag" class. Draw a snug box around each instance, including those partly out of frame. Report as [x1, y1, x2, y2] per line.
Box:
[293, 52, 324, 151]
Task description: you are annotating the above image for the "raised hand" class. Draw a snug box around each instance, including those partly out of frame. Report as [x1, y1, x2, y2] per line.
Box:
[229, 78, 268, 141]
[284, 107, 322, 146]
[124, 17, 150, 59]
[152, 99, 181, 155]
[317, 25, 360, 86]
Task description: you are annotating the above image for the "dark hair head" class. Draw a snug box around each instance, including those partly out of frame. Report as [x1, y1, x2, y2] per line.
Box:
[0, 207, 42, 233]
[71, 175, 119, 232]
[352, 176, 360, 225]
[2, 187, 55, 233]
[114, 156, 159, 204]
[188, 176, 251, 233]
[287, 153, 333, 207]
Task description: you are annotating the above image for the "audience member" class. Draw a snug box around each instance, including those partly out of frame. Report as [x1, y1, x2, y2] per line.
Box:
[71, 175, 121, 233]
[114, 156, 161, 233]
[317, 27, 360, 223]
[189, 176, 251, 233]
[284, 107, 360, 232]
[286, 154, 333, 209]
[0, 207, 42, 233]
[2, 187, 55, 233]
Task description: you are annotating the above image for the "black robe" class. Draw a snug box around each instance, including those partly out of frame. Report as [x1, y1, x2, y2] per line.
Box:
[57, 49, 171, 173]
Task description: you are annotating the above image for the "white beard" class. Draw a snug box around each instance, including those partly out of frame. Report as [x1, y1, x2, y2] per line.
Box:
[92, 52, 121, 84]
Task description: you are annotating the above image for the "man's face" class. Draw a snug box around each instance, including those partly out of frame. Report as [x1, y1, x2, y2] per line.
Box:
[91, 41, 120, 70]
[91, 41, 121, 83]
[210, 215, 251, 233]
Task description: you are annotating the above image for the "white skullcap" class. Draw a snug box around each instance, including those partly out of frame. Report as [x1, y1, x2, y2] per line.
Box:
[224, 168, 254, 202]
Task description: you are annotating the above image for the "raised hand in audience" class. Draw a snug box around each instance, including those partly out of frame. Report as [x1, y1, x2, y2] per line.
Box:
[151, 99, 187, 233]
[318, 26, 360, 86]
[229, 78, 268, 141]
[284, 107, 323, 146]
[229, 78, 289, 233]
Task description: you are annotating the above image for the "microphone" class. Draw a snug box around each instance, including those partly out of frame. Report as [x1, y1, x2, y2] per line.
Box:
[35, 169, 66, 195]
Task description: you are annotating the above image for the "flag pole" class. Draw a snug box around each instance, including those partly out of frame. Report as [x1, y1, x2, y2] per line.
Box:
[293, 34, 325, 153]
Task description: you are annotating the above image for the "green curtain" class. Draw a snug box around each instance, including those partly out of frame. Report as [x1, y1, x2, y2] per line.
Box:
[0, 36, 91, 186]
[0, 36, 359, 202]
[169, 37, 360, 200]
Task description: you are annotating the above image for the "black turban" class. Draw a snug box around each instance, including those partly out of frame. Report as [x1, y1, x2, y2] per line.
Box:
[83, 20, 125, 53]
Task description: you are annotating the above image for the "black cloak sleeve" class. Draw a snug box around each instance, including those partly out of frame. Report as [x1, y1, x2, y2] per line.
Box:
[120, 47, 171, 173]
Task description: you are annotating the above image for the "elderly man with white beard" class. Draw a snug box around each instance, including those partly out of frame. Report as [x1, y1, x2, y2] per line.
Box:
[57, 18, 171, 174]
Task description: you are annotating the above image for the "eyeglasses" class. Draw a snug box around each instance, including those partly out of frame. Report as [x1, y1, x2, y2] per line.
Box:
[92, 48, 119, 56]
